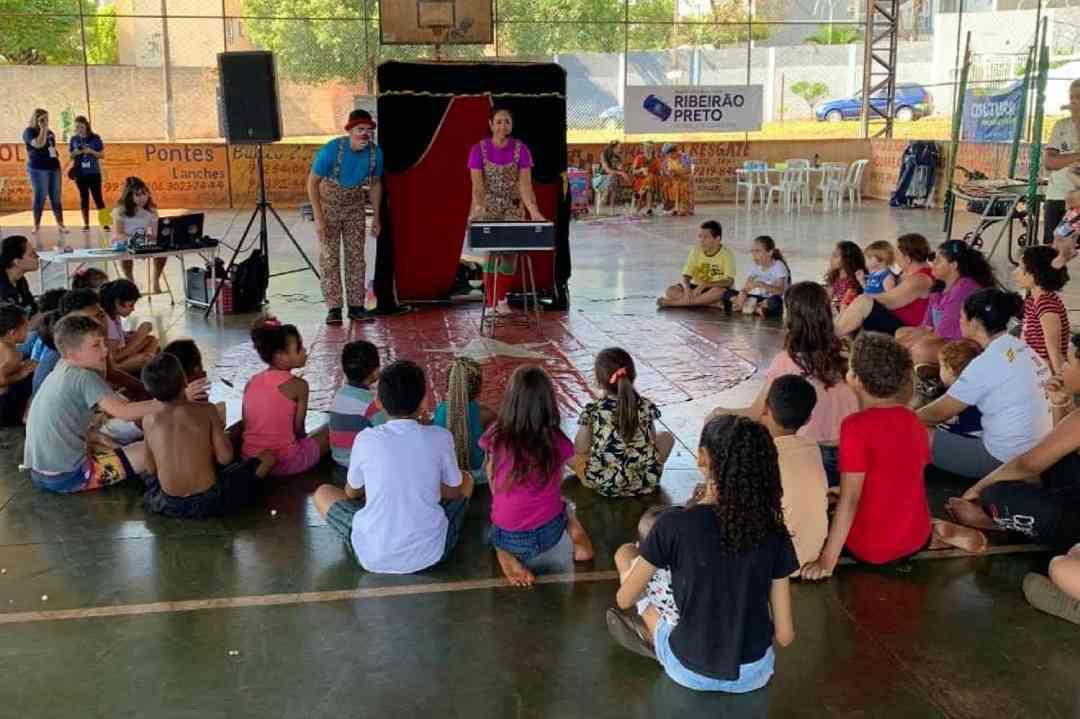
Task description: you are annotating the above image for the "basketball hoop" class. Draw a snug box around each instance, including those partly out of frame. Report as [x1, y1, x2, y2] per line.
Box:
[418, 0, 455, 57]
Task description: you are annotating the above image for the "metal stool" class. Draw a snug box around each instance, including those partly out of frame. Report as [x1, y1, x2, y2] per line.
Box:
[480, 251, 542, 337]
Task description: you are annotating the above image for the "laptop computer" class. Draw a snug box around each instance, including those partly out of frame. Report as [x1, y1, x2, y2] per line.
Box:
[157, 213, 205, 249]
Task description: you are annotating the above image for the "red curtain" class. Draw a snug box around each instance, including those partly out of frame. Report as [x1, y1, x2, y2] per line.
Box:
[383, 96, 559, 302]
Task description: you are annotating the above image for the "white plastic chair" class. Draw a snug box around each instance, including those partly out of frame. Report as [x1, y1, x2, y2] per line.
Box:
[735, 160, 769, 209]
[766, 166, 805, 213]
[840, 159, 869, 209]
[814, 163, 847, 211]
[784, 159, 811, 207]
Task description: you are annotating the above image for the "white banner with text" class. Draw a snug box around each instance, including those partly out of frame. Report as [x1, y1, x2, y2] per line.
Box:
[624, 85, 764, 134]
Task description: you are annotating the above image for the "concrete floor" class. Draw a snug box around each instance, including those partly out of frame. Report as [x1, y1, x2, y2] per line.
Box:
[1, 202, 1078, 718]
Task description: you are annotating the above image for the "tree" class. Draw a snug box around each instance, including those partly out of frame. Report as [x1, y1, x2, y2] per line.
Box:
[0, 0, 90, 64]
[242, 0, 484, 85]
[791, 80, 829, 111]
[0, 0, 116, 65]
[85, 5, 119, 65]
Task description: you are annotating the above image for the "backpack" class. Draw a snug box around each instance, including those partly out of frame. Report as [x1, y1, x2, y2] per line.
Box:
[232, 250, 268, 313]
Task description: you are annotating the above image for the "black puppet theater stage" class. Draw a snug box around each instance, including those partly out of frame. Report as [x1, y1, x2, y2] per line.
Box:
[372, 60, 572, 310]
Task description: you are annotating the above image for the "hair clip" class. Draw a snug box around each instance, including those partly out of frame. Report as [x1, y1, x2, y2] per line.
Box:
[609, 367, 628, 385]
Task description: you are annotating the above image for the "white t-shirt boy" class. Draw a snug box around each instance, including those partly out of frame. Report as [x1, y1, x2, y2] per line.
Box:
[347, 419, 462, 573]
[946, 333, 1053, 462]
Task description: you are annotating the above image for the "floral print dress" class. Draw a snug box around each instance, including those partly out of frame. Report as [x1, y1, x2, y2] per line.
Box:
[578, 395, 663, 497]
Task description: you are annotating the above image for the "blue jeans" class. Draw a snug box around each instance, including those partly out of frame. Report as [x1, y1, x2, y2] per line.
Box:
[655, 619, 775, 693]
[490, 509, 568, 563]
[28, 168, 62, 225]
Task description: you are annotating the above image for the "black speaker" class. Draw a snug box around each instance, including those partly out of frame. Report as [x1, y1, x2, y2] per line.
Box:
[217, 51, 283, 144]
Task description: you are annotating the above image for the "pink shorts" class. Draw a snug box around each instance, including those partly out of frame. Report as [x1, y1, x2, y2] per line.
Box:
[259, 437, 322, 477]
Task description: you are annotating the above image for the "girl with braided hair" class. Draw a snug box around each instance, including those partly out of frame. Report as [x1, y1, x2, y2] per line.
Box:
[433, 357, 495, 484]
[608, 414, 796, 692]
[573, 347, 675, 497]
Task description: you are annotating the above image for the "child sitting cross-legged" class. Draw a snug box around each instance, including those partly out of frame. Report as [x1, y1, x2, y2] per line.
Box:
[481, 365, 594, 587]
[608, 415, 796, 693]
[241, 318, 329, 477]
[759, 375, 829, 572]
[99, 279, 159, 374]
[433, 357, 495, 484]
[573, 347, 674, 497]
[801, 332, 989, 580]
[24, 315, 158, 493]
[657, 221, 735, 308]
[329, 340, 387, 469]
[313, 360, 474, 573]
[140, 354, 274, 518]
[0, 303, 36, 425]
[723, 235, 791, 318]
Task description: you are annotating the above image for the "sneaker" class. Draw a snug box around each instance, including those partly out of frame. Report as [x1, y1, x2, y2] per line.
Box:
[348, 306, 375, 323]
[490, 299, 513, 316]
[325, 308, 343, 325]
[1023, 572, 1080, 625]
[82, 225, 91, 232]
[605, 608, 656, 659]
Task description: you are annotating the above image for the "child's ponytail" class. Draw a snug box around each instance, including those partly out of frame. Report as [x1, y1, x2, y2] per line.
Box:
[250, 315, 299, 365]
[596, 347, 640, 443]
[446, 357, 482, 471]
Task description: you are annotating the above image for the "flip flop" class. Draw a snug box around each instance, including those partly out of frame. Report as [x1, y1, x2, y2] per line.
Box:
[605, 608, 656, 659]
[1023, 572, 1080, 625]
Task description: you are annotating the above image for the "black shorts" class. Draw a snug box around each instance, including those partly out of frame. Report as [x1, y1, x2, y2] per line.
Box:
[980, 453, 1080, 550]
[1044, 199, 1067, 247]
[861, 299, 906, 336]
[143, 458, 261, 519]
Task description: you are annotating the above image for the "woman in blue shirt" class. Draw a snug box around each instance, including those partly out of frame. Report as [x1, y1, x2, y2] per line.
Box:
[22, 108, 67, 236]
[69, 116, 107, 232]
[306, 109, 384, 325]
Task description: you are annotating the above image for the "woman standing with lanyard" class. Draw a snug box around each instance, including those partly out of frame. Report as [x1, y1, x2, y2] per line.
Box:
[22, 108, 67, 236]
[468, 106, 546, 315]
[69, 116, 107, 232]
[307, 109, 383, 326]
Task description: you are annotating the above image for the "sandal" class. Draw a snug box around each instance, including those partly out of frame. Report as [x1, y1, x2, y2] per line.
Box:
[605, 607, 656, 659]
[1023, 572, 1080, 625]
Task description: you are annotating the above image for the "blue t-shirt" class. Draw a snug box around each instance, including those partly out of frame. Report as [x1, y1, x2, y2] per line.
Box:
[311, 138, 384, 189]
[22, 127, 60, 171]
[433, 399, 485, 472]
[31, 346, 61, 397]
[863, 269, 895, 295]
[69, 133, 104, 176]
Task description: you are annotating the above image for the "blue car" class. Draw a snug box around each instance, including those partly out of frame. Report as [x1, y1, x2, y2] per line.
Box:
[815, 83, 935, 122]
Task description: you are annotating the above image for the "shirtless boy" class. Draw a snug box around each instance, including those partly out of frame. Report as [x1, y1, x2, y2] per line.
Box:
[140, 353, 273, 518]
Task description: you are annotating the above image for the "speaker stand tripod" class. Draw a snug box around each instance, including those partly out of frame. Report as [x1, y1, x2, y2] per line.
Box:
[205, 143, 320, 318]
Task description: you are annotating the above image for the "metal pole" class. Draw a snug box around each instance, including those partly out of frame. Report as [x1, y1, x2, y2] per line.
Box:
[78, 0, 91, 126]
[1008, 47, 1033, 178]
[859, 0, 872, 137]
[951, 0, 965, 120]
[1028, 18, 1050, 244]
[160, 0, 176, 141]
[943, 31, 971, 238]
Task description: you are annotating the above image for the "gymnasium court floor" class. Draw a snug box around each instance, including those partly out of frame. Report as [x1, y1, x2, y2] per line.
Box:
[1, 201, 1078, 718]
